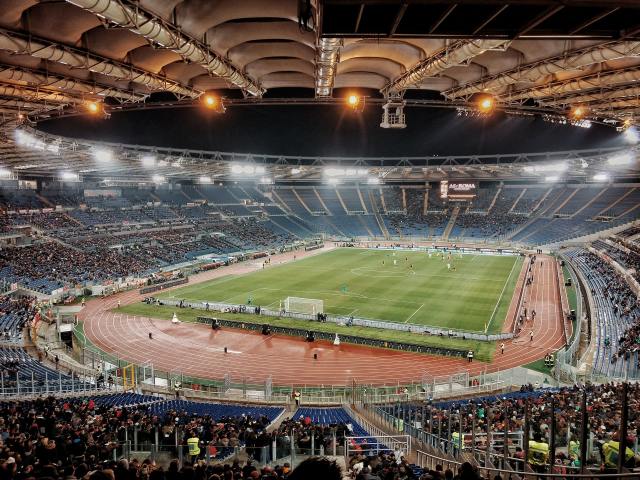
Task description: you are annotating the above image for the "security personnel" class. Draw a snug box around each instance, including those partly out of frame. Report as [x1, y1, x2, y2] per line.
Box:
[293, 390, 301, 407]
[602, 435, 636, 470]
[451, 430, 462, 457]
[528, 433, 549, 473]
[187, 431, 201, 463]
[568, 435, 580, 459]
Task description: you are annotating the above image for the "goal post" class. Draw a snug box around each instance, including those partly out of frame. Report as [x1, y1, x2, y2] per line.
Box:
[284, 296, 324, 315]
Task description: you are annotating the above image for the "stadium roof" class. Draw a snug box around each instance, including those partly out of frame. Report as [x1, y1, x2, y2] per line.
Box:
[0, 0, 638, 127]
[4, 124, 638, 183]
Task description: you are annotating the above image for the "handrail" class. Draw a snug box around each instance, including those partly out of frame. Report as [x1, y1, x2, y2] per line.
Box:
[415, 449, 640, 478]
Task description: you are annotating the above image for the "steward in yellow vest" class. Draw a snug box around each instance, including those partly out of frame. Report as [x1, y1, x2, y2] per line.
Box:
[602, 439, 635, 469]
[528, 433, 549, 472]
[187, 432, 201, 461]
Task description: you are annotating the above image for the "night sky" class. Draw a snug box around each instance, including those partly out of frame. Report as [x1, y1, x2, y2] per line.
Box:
[39, 104, 627, 157]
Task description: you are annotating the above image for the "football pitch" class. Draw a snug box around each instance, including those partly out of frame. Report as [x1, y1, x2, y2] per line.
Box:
[158, 248, 522, 334]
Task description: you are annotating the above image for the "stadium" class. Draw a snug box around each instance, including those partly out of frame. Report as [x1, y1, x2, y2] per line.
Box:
[0, 0, 639, 478]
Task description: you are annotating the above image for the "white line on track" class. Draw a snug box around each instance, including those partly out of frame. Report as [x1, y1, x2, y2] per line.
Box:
[485, 257, 519, 333]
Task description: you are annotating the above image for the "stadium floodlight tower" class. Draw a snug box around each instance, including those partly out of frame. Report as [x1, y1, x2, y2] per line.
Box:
[380, 91, 406, 129]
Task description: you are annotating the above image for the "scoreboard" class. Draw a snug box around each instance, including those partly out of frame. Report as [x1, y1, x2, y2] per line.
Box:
[440, 181, 478, 200]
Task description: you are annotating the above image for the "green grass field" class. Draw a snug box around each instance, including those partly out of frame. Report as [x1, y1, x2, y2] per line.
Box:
[157, 248, 522, 334]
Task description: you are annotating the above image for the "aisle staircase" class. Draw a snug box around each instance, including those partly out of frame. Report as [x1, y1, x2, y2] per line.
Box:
[442, 207, 460, 240]
[508, 188, 527, 213]
[370, 190, 390, 239]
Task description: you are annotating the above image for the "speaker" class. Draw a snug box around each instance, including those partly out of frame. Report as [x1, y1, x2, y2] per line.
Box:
[565, 278, 572, 287]
[211, 319, 220, 330]
[313, 353, 318, 360]
[306, 331, 315, 342]
[262, 324, 271, 335]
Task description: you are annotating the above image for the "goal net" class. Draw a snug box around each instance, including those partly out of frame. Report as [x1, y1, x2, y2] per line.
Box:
[284, 296, 324, 315]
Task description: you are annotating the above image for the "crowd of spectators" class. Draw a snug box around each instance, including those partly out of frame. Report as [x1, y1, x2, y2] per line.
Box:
[0, 396, 364, 480]
[0, 242, 154, 285]
[574, 251, 640, 363]
[0, 294, 37, 340]
[0, 213, 295, 290]
[454, 191, 529, 240]
[594, 238, 640, 282]
[391, 382, 640, 473]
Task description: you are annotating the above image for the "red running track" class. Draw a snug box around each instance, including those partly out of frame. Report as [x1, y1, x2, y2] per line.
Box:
[80, 249, 565, 387]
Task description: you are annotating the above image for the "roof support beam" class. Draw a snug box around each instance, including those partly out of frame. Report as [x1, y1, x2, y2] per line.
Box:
[0, 65, 147, 102]
[384, 39, 510, 94]
[569, 7, 619, 35]
[472, 4, 509, 35]
[390, 2, 408, 35]
[315, 38, 342, 97]
[444, 41, 640, 99]
[538, 85, 640, 107]
[513, 5, 564, 38]
[66, 0, 264, 96]
[582, 99, 640, 111]
[430, 4, 457, 34]
[0, 83, 85, 104]
[354, 4, 365, 33]
[503, 67, 640, 103]
[0, 28, 200, 99]
[0, 99, 54, 110]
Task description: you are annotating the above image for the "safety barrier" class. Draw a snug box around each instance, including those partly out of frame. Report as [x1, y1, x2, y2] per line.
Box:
[152, 297, 513, 342]
[196, 315, 468, 358]
[139, 277, 189, 295]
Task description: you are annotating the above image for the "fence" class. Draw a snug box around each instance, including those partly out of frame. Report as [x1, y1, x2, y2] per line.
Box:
[415, 448, 640, 480]
[0, 368, 107, 398]
[196, 315, 468, 358]
[67, 321, 532, 404]
[554, 255, 586, 383]
[375, 383, 640, 477]
[139, 277, 189, 295]
[152, 297, 513, 342]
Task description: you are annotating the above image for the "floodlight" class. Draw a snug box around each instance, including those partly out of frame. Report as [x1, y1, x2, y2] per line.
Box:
[478, 96, 495, 113]
[61, 172, 79, 181]
[623, 127, 639, 144]
[0, 168, 12, 178]
[608, 153, 633, 166]
[199, 176, 212, 184]
[93, 148, 113, 162]
[523, 162, 568, 173]
[346, 93, 364, 111]
[202, 92, 225, 113]
[545, 175, 560, 182]
[593, 173, 609, 182]
[570, 105, 586, 119]
[141, 155, 156, 167]
[152, 174, 165, 184]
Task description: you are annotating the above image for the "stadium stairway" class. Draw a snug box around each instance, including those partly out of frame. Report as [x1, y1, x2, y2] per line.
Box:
[292, 407, 391, 456]
[442, 206, 460, 240]
[369, 188, 390, 238]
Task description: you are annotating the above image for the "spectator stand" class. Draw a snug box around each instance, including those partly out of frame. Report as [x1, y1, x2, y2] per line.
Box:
[338, 405, 411, 460]
[369, 384, 640, 478]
